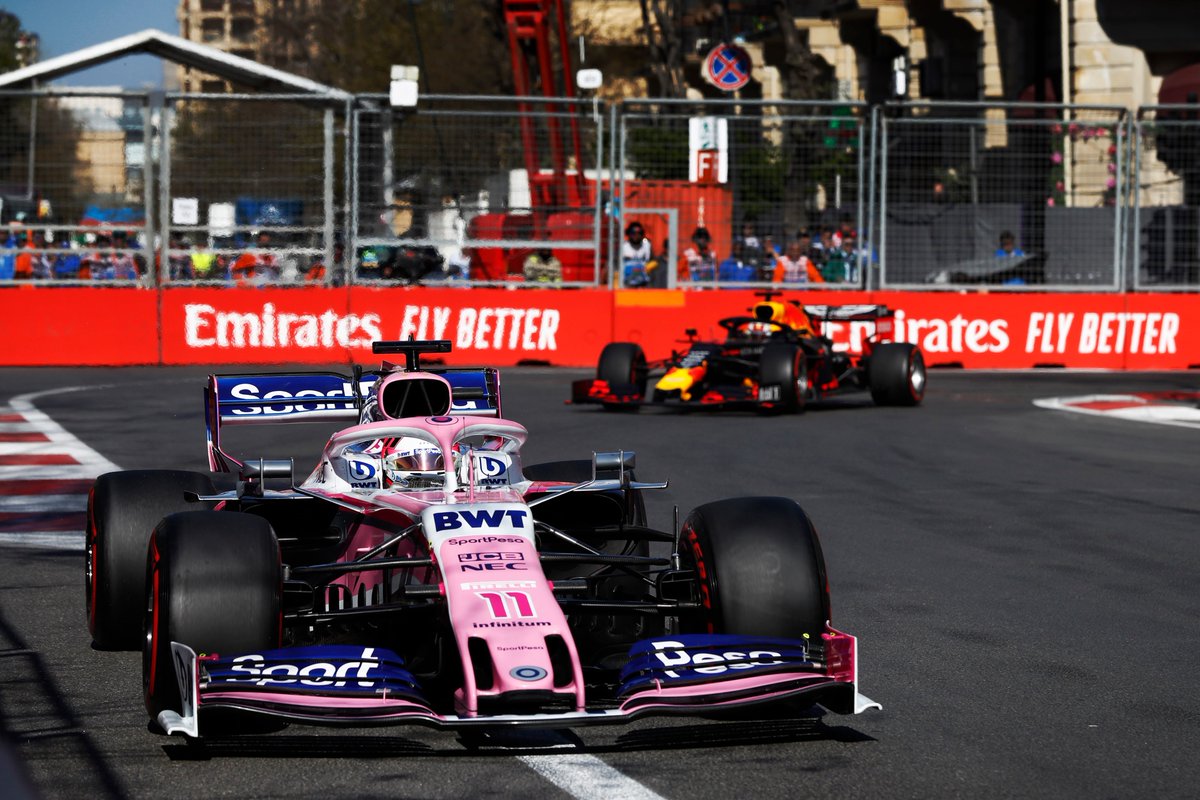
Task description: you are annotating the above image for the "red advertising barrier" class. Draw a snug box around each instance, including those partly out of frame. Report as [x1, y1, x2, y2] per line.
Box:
[1, 286, 1197, 370]
[0, 287, 160, 366]
[159, 286, 613, 366]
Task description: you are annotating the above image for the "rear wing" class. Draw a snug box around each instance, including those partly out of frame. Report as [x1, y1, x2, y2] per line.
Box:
[802, 304, 892, 322]
[204, 368, 501, 472]
[803, 304, 895, 342]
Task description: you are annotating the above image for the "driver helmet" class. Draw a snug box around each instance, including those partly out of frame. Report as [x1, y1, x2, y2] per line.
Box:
[381, 436, 446, 489]
[742, 320, 774, 341]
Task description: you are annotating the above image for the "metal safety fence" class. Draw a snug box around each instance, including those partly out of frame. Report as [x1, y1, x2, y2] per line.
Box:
[0, 89, 1198, 292]
[877, 101, 1127, 290]
[351, 94, 603, 286]
[1132, 106, 1200, 290]
[613, 98, 868, 290]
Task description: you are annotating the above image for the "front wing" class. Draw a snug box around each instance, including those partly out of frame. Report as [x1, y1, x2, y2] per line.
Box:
[158, 631, 880, 738]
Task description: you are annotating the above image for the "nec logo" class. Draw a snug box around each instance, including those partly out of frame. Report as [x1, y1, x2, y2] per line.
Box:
[433, 509, 529, 532]
[459, 551, 527, 572]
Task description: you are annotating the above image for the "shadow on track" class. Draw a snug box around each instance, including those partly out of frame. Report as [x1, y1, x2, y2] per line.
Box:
[161, 711, 873, 760]
[0, 611, 127, 798]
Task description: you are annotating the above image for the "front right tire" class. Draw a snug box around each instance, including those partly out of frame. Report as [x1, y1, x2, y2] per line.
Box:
[678, 497, 829, 647]
[143, 511, 282, 722]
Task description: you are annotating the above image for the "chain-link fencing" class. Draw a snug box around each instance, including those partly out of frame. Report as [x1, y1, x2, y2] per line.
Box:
[1132, 106, 1200, 290]
[2, 87, 1198, 293]
[352, 95, 603, 286]
[877, 102, 1127, 290]
[0, 89, 150, 284]
[160, 94, 342, 286]
[613, 98, 868, 289]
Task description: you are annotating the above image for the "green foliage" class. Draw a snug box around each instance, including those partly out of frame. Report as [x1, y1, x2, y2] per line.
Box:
[626, 126, 688, 180]
[734, 138, 784, 221]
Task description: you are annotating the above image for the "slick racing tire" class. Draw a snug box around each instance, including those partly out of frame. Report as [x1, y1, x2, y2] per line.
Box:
[679, 497, 829, 648]
[868, 342, 926, 406]
[143, 511, 281, 723]
[757, 342, 807, 414]
[86, 470, 215, 650]
[597, 342, 647, 412]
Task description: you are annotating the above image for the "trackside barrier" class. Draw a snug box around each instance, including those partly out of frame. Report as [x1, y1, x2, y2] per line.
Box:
[1, 287, 1197, 370]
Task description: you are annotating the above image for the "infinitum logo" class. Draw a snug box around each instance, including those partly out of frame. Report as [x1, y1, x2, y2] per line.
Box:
[184, 303, 382, 348]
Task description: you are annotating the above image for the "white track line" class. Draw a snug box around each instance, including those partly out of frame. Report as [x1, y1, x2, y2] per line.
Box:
[0, 386, 119, 550]
[1034, 395, 1200, 430]
[518, 754, 667, 800]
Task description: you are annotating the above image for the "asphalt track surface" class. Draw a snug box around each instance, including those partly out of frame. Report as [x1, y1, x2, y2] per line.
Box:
[1, 366, 1198, 799]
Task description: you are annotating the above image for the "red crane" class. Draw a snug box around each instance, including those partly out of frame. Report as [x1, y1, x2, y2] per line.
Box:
[502, 0, 588, 212]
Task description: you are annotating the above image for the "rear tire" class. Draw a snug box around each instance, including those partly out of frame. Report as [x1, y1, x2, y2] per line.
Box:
[757, 342, 807, 414]
[679, 497, 828, 647]
[86, 470, 215, 650]
[143, 511, 281, 722]
[597, 343, 647, 411]
[869, 342, 926, 406]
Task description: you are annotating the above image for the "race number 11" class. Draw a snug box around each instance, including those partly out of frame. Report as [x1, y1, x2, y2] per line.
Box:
[476, 591, 536, 619]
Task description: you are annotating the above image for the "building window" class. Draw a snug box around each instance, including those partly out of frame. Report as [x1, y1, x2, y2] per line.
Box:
[200, 0, 224, 12]
[201, 18, 224, 43]
[230, 17, 256, 44]
[201, 79, 226, 93]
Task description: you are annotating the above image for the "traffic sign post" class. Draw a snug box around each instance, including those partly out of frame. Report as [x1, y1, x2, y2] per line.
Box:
[703, 43, 752, 92]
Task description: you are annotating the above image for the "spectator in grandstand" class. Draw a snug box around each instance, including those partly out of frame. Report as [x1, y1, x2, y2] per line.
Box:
[995, 230, 1025, 258]
[820, 236, 860, 283]
[679, 226, 717, 282]
[621, 221, 653, 287]
[736, 218, 762, 252]
[773, 238, 825, 284]
[523, 247, 562, 284]
[831, 214, 857, 249]
[232, 231, 278, 285]
[718, 241, 757, 283]
[190, 241, 220, 281]
[11, 228, 33, 280]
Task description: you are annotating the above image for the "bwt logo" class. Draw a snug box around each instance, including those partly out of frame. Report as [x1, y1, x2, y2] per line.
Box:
[651, 640, 784, 678]
[433, 509, 529, 532]
[348, 459, 376, 480]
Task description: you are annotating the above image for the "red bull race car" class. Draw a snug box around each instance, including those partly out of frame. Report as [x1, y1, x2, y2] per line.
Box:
[571, 294, 925, 413]
[84, 340, 879, 738]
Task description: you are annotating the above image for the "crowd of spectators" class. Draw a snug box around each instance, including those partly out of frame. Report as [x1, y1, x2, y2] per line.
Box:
[622, 216, 870, 287]
[2, 216, 871, 287]
[0, 227, 146, 281]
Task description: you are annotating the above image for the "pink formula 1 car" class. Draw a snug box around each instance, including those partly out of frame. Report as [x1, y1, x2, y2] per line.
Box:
[85, 341, 879, 738]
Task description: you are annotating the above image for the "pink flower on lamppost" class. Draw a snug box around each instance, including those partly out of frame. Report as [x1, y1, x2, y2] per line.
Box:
[1108, 144, 1117, 156]
[1107, 162, 1117, 173]
[1046, 197, 1056, 206]
[1051, 123, 1063, 135]
[1051, 151, 1063, 164]
[1056, 180, 1065, 191]
[1106, 177, 1117, 189]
